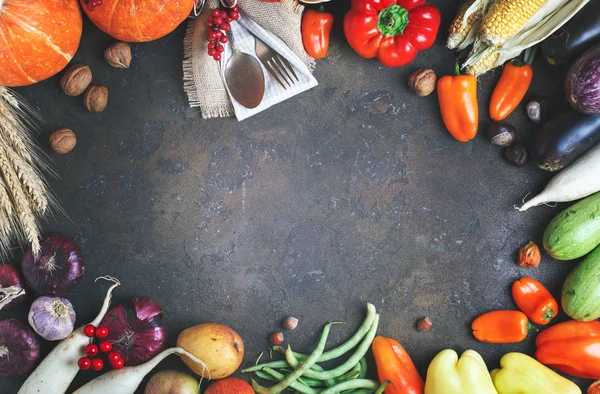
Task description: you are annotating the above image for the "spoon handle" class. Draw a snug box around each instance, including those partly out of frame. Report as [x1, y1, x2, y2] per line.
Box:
[227, 29, 237, 51]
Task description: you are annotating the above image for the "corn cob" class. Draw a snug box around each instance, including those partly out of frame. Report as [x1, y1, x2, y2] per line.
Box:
[465, 46, 500, 76]
[447, 0, 478, 49]
[481, 0, 547, 46]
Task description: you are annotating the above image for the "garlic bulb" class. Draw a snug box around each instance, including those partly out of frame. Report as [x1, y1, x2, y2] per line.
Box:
[28, 296, 76, 341]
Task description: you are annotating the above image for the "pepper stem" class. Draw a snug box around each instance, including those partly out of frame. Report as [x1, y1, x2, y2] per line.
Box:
[454, 62, 460, 76]
[542, 309, 555, 321]
[511, 58, 527, 67]
[318, 4, 325, 13]
[377, 4, 409, 38]
[527, 322, 539, 332]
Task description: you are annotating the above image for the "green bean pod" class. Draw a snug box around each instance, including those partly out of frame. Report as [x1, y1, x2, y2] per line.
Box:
[318, 379, 380, 394]
[259, 367, 317, 394]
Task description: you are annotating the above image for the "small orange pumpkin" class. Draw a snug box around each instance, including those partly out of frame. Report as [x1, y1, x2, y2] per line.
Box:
[0, 0, 83, 87]
[81, 0, 195, 42]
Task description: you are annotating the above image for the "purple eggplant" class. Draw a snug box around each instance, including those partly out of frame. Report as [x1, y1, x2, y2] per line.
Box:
[531, 111, 600, 172]
[566, 43, 600, 114]
[542, 2, 600, 65]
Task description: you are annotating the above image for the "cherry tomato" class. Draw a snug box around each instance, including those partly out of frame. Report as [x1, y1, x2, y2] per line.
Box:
[99, 341, 112, 353]
[85, 344, 99, 357]
[91, 358, 104, 371]
[78, 357, 91, 370]
[83, 324, 96, 337]
[95, 326, 109, 339]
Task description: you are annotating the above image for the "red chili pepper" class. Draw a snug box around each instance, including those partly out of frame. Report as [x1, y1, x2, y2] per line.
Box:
[372, 336, 424, 394]
[536, 320, 600, 379]
[512, 277, 558, 325]
[343, 0, 440, 67]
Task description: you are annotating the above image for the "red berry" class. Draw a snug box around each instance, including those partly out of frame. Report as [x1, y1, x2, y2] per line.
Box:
[232, 5, 239, 12]
[111, 358, 125, 369]
[216, 45, 224, 52]
[211, 9, 221, 17]
[78, 357, 91, 370]
[206, 20, 213, 27]
[220, 23, 231, 31]
[95, 326, 109, 339]
[226, 16, 233, 22]
[208, 32, 217, 41]
[99, 341, 112, 353]
[83, 324, 96, 337]
[85, 344, 99, 357]
[220, 35, 228, 43]
[220, 10, 228, 18]
[214, 53, 222, 61]
[230, 11, 239, 20]
[91, 358, 104, 371]
[213, 17, 223, 25]
[215, 30, 223, 37]
[108, 351, 122, 363]
[208, 42, 216, 49]
[208, 48, 216, 56]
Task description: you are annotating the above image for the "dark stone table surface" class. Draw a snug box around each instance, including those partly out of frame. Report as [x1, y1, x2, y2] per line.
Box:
[1, 1, 590, 392]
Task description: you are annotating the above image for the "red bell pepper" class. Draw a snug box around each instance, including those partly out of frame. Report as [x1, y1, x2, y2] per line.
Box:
[372, 336, 423, 394]
[536, 320, 600, 379]
[343, 0, 441, 67]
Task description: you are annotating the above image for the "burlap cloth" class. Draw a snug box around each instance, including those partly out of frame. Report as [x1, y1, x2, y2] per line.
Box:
[183, 0, 314, 118]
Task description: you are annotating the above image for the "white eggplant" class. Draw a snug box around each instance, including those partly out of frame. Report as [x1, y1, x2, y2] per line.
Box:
[519, 143, 600, 211]
[73, 347, 208, 394]
[18, 277, 120, 394]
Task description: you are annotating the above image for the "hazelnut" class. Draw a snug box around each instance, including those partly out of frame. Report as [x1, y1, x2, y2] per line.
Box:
[518, 241, 541, 268]
[417, 317, 432, 331]
[283, 317, 298, 331]
[84, 85, 108, 113]
[408, 69, 436, 97]
[61, 64, 92, 96]
[104, 42, 131, 69]
[588, 380, 600, 394]
[49, 128, 76, 154]
[269, 332, 284, 345]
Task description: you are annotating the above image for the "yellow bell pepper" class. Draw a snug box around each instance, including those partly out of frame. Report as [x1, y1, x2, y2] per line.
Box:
[491, 352, 581, 394]
[425, 349, 498, 394]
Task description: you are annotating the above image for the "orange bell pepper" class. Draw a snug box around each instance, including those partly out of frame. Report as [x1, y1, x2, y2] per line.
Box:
[512, 277, 558, 325]
[536, 320, 600, 379]
[489, 59, 533, 121]
[472, 310, 533, 343]
[437, 64, 478, 142]
[372, 336, 423, 394]
[302, 6, 334, 59]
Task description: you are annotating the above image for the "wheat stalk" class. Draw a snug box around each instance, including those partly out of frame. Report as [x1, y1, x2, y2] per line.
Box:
[1, 143, 48, 213]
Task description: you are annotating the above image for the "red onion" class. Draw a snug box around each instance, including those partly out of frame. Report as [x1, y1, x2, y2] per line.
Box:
[0, 264, 26, 310]
[0, 319, 40, 376]
[28, 296, 76, 341]
[21, 233, 84, 296]
[100, 297, 168, 366]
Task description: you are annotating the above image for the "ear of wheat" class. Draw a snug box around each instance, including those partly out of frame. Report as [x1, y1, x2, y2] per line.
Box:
[0, 86, 58, 257]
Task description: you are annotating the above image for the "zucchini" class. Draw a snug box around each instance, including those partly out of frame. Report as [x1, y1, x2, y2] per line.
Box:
[562, 245, 600, 321]
[543, 191, 600, 260]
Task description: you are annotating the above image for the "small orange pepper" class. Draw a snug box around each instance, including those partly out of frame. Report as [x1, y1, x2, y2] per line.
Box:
[372, 336, 424, 394]
[301, 6, 333, 59]
[489, 59, 533, 121]
[472, 310, 534, 344]
[512, 277, 558, 325]
[437, 64, 478, 142]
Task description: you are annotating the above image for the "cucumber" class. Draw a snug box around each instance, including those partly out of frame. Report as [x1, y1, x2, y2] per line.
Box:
[543, 192, 600, 260]
[562, 245, 600, 321]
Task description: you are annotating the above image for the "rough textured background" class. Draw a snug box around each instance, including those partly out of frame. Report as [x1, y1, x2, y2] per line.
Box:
[1, 1, 590, 392]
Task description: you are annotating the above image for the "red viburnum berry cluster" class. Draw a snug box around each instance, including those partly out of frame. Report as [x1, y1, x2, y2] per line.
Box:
[77, 324, 124, 371]
[206, 6, 240, 61]
[83, 0, 103, 11]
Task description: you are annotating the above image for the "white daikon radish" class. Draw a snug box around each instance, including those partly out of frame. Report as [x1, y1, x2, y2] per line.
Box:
[73, 347, 208, 394]
[18, 277, 120, 394]
[519, 143, 600, 211]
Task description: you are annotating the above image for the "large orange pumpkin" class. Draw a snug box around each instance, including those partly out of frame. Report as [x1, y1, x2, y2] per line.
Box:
[81, 0, 195, 42]
[0, 0, 83, 87]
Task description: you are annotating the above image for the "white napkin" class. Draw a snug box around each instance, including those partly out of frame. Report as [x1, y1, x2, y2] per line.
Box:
[219, 11, 318, 121]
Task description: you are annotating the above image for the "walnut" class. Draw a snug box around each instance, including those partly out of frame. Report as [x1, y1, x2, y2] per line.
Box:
[84, 85, 108, 113]
[408, 69, 437, 97]
[49, 129, 76, 154]
[104, 42, 131, 69]
[518, 241, 541, 268]
[60, 64, 92, 96]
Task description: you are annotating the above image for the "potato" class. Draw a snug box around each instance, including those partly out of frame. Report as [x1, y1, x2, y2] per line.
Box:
[177, 323, 244, 379]
[144, 370, 199, 394]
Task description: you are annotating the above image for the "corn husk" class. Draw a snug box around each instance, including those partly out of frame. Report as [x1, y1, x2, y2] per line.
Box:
[462, 0, 591, 75]
[0, 87, 58, 256]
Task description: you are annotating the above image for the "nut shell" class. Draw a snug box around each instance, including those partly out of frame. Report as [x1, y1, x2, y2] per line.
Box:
[283, 317, 298, 331]
[84, 86, 108, 113]
[269, 332, 284, 345]
[408, 69, 436, 97]
[518, 241, 541, 268]
[417, 317, 432, 331]
[104, 42, 131, 69]
[49, 129, 76, 154]
[61, 64, 92, 96]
